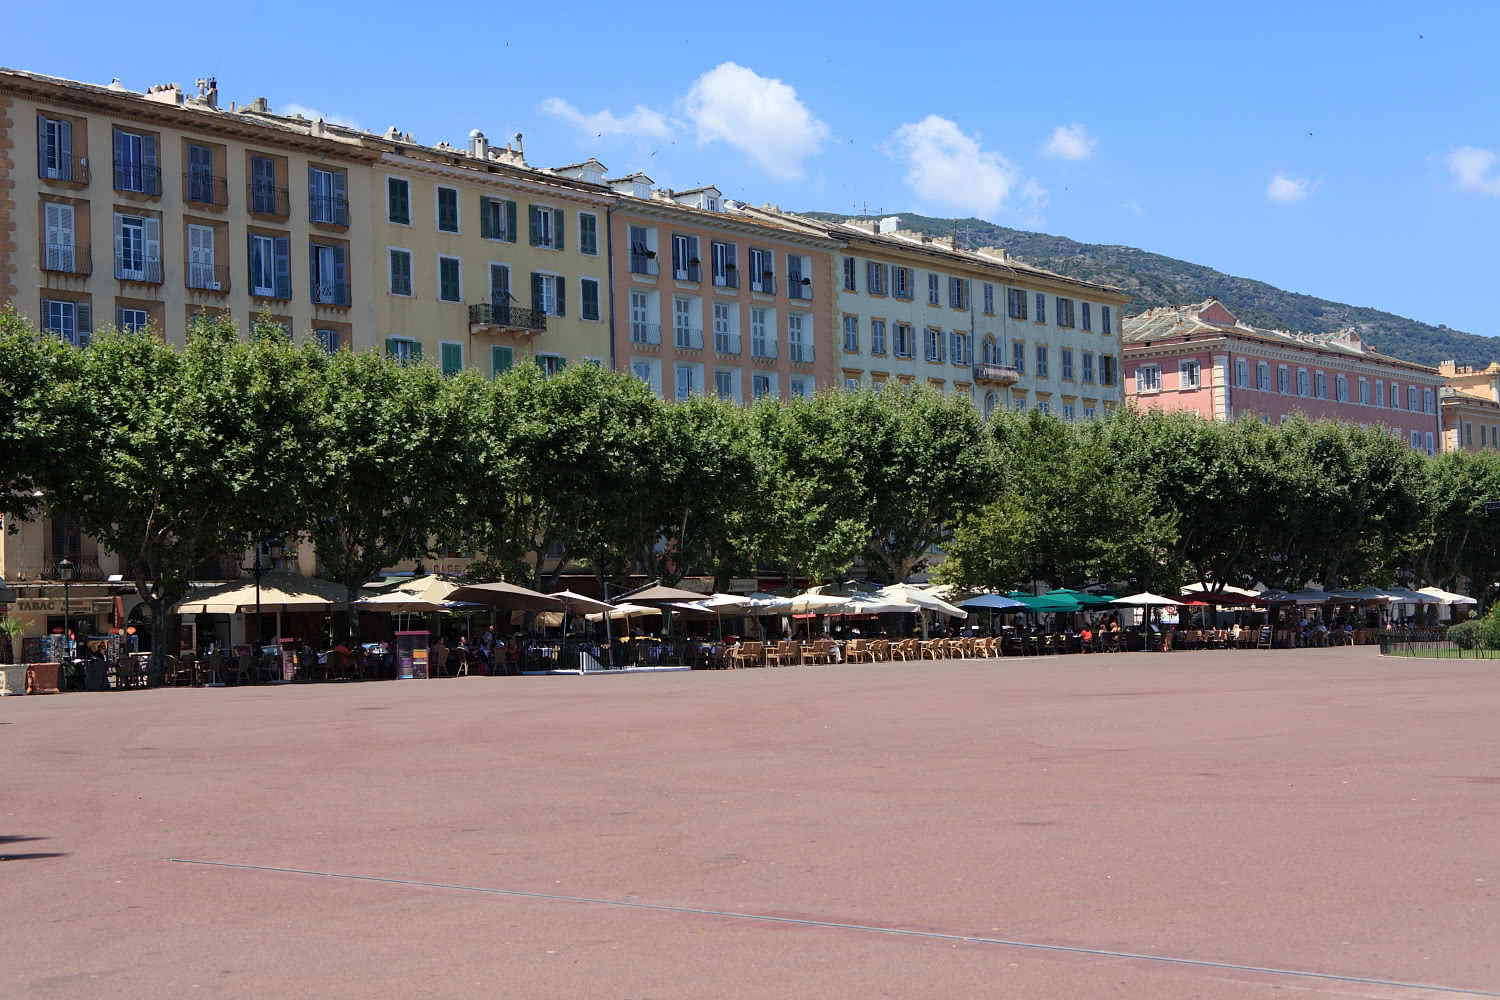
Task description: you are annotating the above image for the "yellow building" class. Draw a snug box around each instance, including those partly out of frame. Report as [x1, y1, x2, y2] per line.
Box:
[0, 68, 380, 349]
[363, 133, 614, 374]
[1436, 362, 1500, 451]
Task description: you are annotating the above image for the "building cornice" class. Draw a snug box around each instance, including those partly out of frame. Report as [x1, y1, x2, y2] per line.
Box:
[374, 148, 613, 205]
[617, 200, 841, 249]
[839, 232, 1130, 303]
[1122, 331, 1446, 382]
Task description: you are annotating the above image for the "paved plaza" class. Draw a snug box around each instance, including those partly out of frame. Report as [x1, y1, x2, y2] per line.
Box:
[4, 647, 1498, 999]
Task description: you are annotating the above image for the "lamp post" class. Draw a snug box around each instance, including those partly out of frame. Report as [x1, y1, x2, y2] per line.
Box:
[58, 557, 75, 671]
[240, 538, 283, 652]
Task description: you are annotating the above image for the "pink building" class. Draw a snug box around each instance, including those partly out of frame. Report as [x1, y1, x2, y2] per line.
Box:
[1121, 300, 1444, 454]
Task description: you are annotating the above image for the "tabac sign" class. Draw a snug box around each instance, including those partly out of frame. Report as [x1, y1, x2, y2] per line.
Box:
[16, 598, 63, 613]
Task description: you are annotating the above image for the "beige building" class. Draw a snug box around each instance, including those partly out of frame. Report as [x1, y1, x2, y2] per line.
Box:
[0, 67, 381, 349]
[1438, 361, 1500, 452]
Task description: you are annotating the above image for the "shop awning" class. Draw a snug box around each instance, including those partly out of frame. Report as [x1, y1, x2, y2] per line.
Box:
[173, 573, 350, 614]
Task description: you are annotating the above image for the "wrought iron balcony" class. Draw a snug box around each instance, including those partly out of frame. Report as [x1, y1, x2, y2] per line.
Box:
[713, 268, 739, 289]
[38, 156, 89, 185]
[788, 278, 813, 301]
[973, 362, 1021, 385]
[789, 343, 814, 364]
[629, 251, 659, 276]
[713, 334, 741, 354]
[186, 262, 230, 293]
[751, 340, 777, 360]
[673, 326, 703, 350]
[468, 302, 546, 334]
[751, 273, 777, 295]
[629, 322, 661, 345]
[248, 182, 291, 219]
[184, 171, 229, 207]
[31, 555, 107, 581]
[311, 279, 350, 307]
[309, 193, 349, 227]
[114, 253, 163, 284]
[44, 245, 92, 276]
[113, 160, 161, 195]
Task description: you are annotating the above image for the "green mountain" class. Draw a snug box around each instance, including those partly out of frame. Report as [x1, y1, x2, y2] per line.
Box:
[803, 211, 1497, 368]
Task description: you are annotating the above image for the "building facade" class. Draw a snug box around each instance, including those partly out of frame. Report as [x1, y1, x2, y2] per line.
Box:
[1, 68, 380, 350]
[1122, 300, 1445, 453]
[610, 184, 839, 400]
[1437, 361, 1500, 451]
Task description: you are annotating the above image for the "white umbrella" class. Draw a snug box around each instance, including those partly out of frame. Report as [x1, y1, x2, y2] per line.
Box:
[1380, 586, 1442, 605]
[784, 592, 852, 614]
[584, 603, 662, 622]
[1110, 592, 1183, 606]
[1183, 581, 1260, 599]
[1416, 586, 1476, 606]
[1285, 589, 1335, 605]
[700, 593, 753, 609]
[877, 582, 969, 618]
[830, 593, 922, 615]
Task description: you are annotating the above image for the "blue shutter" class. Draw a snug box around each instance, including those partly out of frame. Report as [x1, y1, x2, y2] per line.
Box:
[335, 246, 348, 305]
[274, 237, 291, 299]
[333, 171, 347, 224]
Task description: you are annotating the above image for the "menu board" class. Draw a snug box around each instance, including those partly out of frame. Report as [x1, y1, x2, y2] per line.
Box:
[395, 631, 428, 680]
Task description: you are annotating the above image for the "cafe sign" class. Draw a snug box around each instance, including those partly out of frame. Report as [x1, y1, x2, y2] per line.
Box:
[16, 598, 63, 613]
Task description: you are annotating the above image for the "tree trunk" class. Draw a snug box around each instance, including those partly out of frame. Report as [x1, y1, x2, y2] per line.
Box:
[147, 595, 170, 686]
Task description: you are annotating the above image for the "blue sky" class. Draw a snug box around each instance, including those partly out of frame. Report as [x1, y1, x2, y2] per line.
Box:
[11, 0, 1500, 338]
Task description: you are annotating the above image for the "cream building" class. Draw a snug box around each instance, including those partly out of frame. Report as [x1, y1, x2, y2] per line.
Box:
[1438, 361, 1500, 452]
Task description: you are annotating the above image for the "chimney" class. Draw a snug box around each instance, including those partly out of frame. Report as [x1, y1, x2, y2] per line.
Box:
[468, 129, 489, 159]
[877, 216, 900, 234]
[514, 132, 524, 156]
[247, 97, 270, 114]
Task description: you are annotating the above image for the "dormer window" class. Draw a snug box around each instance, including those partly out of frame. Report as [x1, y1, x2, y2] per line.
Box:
[705, 196, 718, 212]
[581, 169, 603, 184]
[633, 183, 650, 199]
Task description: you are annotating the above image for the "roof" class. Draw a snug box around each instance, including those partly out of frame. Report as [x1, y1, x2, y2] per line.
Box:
[1123, 299, 1442, 375]
[672, 185, 722, 196]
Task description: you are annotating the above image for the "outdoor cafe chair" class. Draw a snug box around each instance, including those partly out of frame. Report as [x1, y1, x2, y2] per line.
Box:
[844, 639, 869, 663]
[226, 653, 252, 685]
[920, 638, 945, 661]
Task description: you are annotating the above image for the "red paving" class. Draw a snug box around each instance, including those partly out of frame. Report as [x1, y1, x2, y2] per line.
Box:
[3, 647, 1498, 999]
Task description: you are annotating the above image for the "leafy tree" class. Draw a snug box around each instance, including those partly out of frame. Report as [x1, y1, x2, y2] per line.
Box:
[0, 305, 85, 522]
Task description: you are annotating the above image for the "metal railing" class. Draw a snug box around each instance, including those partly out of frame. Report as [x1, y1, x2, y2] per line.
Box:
[629, 252, 659, 276]
[713, 333, 740, 354]
[674, 326, 703, 350]
[38, 157, 89, 184]
[184, 171, 229, 207]
[468, 303, 546, 332]
[751, 274, 777, 295]
[10, 556, 107, 581]
[673, 262, 702, 282]
[788, 278, 813, 300]
[751, 339, 777, 359]
[44, 245, 92, 276]
[311, 279, 350, 307]
[113, 161, 161, 195]
[309, 194, 349, 227]
[248, 183, 291, 219]
[630, 322, 661, 345]
[186, 263, 230, 293]
[788, 342, 814, 363]
[973, 362, 1021, 384]
[713, 268, 739, 289]
[114, 253, 163, 284]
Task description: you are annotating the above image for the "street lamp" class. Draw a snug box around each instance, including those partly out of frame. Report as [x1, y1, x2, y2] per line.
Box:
[57, 557, 75, 669]
[241, 538, 284, 652]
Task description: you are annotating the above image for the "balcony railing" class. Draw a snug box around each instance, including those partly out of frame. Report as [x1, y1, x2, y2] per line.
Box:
[751, 340, 777, 360]
[712, 268, 739, 289]
[113, 161, 161, 195]
[38, 157, 89, 185]
[630, 322, 661, 345]
[248, 183, 291, 219]
[44, 245, 92, 276]
[674, 326, 703, 350]
[184, 171, 229, 207]
[186, 262, 230, 293]
[629, 252, 659, 276]
[751, 274, 777, 295]
[789, 343, 814, 364]
[673, 261, 702, 282]
[713, 334, 740, 354]
[10, 556, 109, 582]
[973, 362, 1021, 384]
[468, 302, 546, 334]
[114, 253, 163, 284]
[311, 279, 350, 307]
[788, 278, 813, 301]
[309, 194, 349, 227]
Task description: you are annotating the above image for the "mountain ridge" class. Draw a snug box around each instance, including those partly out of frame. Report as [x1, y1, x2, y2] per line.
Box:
[802, 210, 1496, 369]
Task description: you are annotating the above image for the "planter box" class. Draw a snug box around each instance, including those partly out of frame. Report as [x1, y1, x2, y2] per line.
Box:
[0, 664, 26, 695]
[25, 662, 61, 695]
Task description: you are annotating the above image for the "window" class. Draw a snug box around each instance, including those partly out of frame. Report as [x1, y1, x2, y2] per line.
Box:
[114, 212, 161, 283]
[431, 186, 460, 233]
[951, 331, 969, 365]
[1061, 349, 1074, 380]
[928, 272, 940, 305]
[1278, 365, 1291, 394]
[1055, 297, 1075, 328]
[385, 337, 421, 364]
[187, 223, 218, 290]
[1178, 360, 1200, 388]
[751, 308, 774, 358]
[1037, 400, 1050, 415]
[389, 248, 413, 296]
[43, 202, 77, 273]
[37, 114, 74, 180]
[788, 314, 812, 362]
[714, 303, 738, 353]
[249, 234, 290, 299]
[631, 360, 652, 384]
[984, 391, 997, 417]
[1423, 388, 1435, 414]
[752, 374, 772, 400]
[578, 212, 598, 255]
[311, 243, 349, 306]
[1257, 361, 1271, 391]
[1012, 340, 1025, 374]
[925, 327, 943, 362]
[185, 143, 217, 205]
[1007, 288, 1028, 320]
[893, 323, 914, 358]
[843, 257, 857, 291]
[117, 307, 148, 334]
[1063, 403, 1075, 420]
[629, 290, 657, 344]
[787, 254, 809, 298]
[1408, 385, 1419, 411]
[1014, 398, 1026, 413]
[949, 276, 969, 309]
[629, 225, 656, 275]
[42, 298, 90, 346]
[846, 377, 861, 392]
[1425, 431, 1435, 455]
[1100, 355, 1116, 386]
[580, 277, 601, 321]
[1374, 380, 1385, 406]
[1336, 374, 1349, 402]
[715, 370, 735, 400]
[790, 377, 812, 398]
[315, 328, 340, 354]
[1081, 302, 1092, 331]
[250, 155, 281, 215]
[1235, 358, 1249, 388]
[1035, 292, 1046, 323]
[1315, 371, 1327, 399]
[112, 127, 159, 194]
[894, 266, 912, 300]
[537, 355, 566, 377]
[1137, 365, 1162, 392]
[1390, 383, 1402, 409]
[492, 345, 514, 378]
[1036, 345, 1048, 377]
[1483, 425, 1489, 446]
[532, 272, 564, 316]
[529, 205, 564, 249]
[870, 319, 887, 355]
[749, 247, 774, 293]
[673, 297, 700, 349]
[1297, 369, 1310, 397]
[983, 283, 995, 314]
[309, 167, 347, 225]
[1358, 378, 1370, 404]
[1410, 430, 1422, 449]
[843, 315, 859, 352]
[1084, 406, 1096, 418]
[1101, 306, 1112, 335]
[481, 197, 517, 242]
[440, 341, 463, 376]
[867, 260, 886, 295]
[1467, 423, 1474, 446]
[1082, 352, 1094, 383]
[438, 256, 462, 302]
[387, 177, 411, 224]
[672, 234, 701, 281]
[675, 364, 696, 399]
[712, 241, 737, 287]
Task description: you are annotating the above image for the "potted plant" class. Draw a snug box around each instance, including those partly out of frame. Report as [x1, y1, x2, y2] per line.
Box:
[725, 263, 736, 270]
[801, 277, 811, 285]
[689, 257, 701, 265]
[0, 616, 21, 664]
[645, 249, 657, 259]
[762, 270, 774, 278]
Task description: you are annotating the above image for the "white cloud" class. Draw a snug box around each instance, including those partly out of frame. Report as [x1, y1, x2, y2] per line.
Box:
[282, 103, 360, 129]
[1266, 173, 1314, 202]
[1447, 146, 1500, 195]
[1042, 123, 1095, 161]
[1123, 199, 1145, 215]
[680, 63, 829, 181]
[537, 97, 674, 141]
[888, 116, 1041, 217]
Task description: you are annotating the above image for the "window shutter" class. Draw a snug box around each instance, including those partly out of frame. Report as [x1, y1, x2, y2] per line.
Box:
[113, 213, 124, 273]
[37, 116, 47, 167]
[531, 272, 542, 313]
[506, 201, 517, 243]
[333, 172, 346, 222]
[689, 236, 701, 281]
[555, 276, 565, 316]
[248, 231, 256, 288]
[76, 303, 91, 344]
[385, 337, 398, 356]
[529, 206, 540, 246]
[408, 341, 423, 363]
[144, 216, 160, 281]
[479, 197, 493, 238]
[274, 236, 291, 299]
[59, 119, 71, 171]
[142, 135, 158, 193]
[308, 167, 318, 213]
[583, 279, 598, 319]
[334, 246, 348, 304]
[492, 345, 513, 375]
[553, 209, 564, 250]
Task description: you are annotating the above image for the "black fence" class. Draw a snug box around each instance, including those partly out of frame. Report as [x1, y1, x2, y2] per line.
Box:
[248, 183, 291, 219]
[468, 302, 546, 332]
[184, 171, 229, 207]
[113, 161, 161, 195]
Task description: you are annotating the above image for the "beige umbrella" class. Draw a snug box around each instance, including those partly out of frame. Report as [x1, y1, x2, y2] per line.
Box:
[877, 582, 968, 638]
[584, 603, 662, 622]
[448, 581, 563, 613]
[174, 573, 349, 655]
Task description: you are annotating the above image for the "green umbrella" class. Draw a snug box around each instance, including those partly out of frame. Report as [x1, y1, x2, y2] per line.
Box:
[1005, 591, 1082, 613]
[1043, 588, 1118, 607]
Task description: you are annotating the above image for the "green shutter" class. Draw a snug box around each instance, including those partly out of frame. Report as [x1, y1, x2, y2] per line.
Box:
[492, 345, 513, 377]
[556, 357, 566, 370]
[553, 209, 565, 251]
[531, 272, 542, 313]
[385, 337, 397, 357]
[441, 342, 462, 375]
[506, 200, 517, 243]
[528, 206, 540, 246]
[582, 279, 599, 320]
[581, 214, 596, 254]
[555, 276, 565, 317]
[409, 340, 423, 363]
[480, 196, 493, 238]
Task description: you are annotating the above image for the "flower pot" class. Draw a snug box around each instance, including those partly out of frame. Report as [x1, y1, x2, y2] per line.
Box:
[0, 664, 27, 696]
[25, 661, 61, 695]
